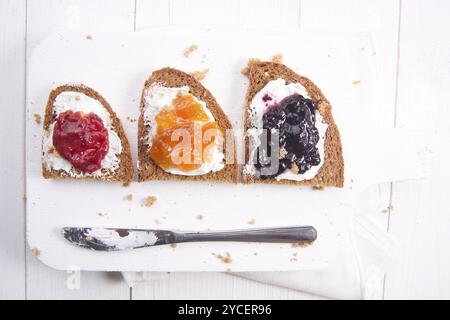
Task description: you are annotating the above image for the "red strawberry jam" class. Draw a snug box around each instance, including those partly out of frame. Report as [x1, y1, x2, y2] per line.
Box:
[53, 110, 109, 173]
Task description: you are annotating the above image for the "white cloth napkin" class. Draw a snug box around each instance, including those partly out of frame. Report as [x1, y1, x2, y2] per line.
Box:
[122, 128, 434, 299]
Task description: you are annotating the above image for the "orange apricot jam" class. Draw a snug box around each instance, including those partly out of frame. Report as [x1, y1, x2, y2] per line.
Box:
[150, 94, 223, 172]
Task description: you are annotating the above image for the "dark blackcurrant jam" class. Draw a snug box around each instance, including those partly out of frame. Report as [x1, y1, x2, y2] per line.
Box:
[253, 94, 322, 179]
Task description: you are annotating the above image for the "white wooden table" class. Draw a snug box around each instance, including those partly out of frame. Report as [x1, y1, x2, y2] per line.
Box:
[1, 0, 449, 300]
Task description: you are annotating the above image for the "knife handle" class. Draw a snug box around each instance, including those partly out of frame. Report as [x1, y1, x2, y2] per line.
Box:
[173, 226, 317, 244]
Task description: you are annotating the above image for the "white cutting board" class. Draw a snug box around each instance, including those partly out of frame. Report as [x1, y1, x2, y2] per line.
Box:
[26, 27, 377, 272]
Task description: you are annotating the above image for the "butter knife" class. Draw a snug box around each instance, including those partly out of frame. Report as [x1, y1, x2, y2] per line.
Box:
[62, 226, 317, 251]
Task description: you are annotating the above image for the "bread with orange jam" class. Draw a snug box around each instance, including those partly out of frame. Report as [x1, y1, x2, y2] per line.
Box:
[138, 68, 237, 183]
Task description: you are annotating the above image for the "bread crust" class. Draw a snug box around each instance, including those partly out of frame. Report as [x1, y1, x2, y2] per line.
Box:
[42, 84, 133, 184]
[242, 61, 344, 187]
[137, 68, 237, 183]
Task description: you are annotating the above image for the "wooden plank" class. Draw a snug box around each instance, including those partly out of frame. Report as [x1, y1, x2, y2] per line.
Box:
[169, 0, 300, 28]
[131, 272, 322, 299]
[0, 0, 27, 300]
[135, 0, 171, 30]
[237, 0, 300, 28]
[170, 0, 240, 27]
[130, 0, 322, 300]
[228, 0, 319, 300]
[133, 0, 234, 299]
[27, 257, 131, 300]
[25, 0, 135, 299]
[231, 276, 325, 300]
[384, 0, 450, 299]
[26, 0, 135, 55]
[132, 273, 234, 300]
[301, 0, 401, 299]
[301, 0, 400, 218]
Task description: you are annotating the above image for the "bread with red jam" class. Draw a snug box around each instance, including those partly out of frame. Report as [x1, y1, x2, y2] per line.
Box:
[42, 84, 133, 184]
[138, 67, 237, 183]
[242, 60, 344, 188]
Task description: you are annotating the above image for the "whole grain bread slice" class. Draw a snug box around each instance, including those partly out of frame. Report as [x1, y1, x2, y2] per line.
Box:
[242, 60, 344, 188]
[138, 67, 237, 183]
[42, 84, 133, 184]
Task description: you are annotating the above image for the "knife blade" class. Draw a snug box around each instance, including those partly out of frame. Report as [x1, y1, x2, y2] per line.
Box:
[62, 226, 317, 251]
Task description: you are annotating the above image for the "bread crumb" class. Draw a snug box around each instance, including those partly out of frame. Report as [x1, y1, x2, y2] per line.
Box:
[170, 243, 177, 249]
[241, 67, 249, 76]
[225, 268, 232, 272]
[352, 80, 361, 85]
[291, 163, 299, 174]
[183, 44, 198, 57]
[143, 196, 157, 207]
[216, 252, 233, 264]
[85, 34, 92, 40]
[126, 116, 137, 123]
[189, 69, 209, 81]
[97, 212, 107, 217]
[75, 95, 81, 101]
[85, 235, 93, 241]
[279, 147, 287, 159]
[196, 214, 204, 220]
[33, 247, 41, 257]
[382, 205, 394, 213]
[125, 194, 133, 201]
[312, 185, 324, 191]
[33, 113, 41, 124]
[292, 241, 312, 248]
[247, 218, 256, 225]
[272, 53, 283, 64]
[154, 219, 161, 225]
[122, 181, 131, 187]
[290, 257, 299, 262]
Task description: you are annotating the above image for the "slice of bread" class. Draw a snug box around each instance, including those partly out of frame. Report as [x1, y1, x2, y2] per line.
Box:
[138, 67, 237, 183]
[42, 84, 133, 184]
[242, 60, 344, 188]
